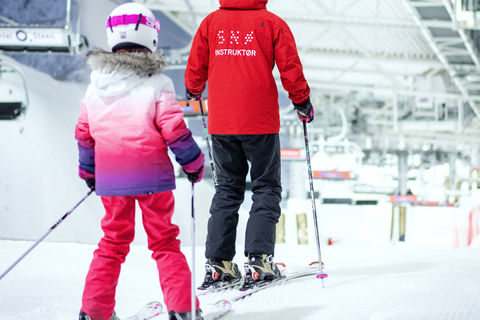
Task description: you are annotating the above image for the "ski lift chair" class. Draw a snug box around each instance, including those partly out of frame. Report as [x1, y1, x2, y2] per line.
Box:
[0, 102, 25, 120]
[0, 60, 29, 120]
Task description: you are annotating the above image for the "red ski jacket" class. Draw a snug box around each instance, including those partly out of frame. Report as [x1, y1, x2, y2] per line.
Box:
[185, 0, 310, 135]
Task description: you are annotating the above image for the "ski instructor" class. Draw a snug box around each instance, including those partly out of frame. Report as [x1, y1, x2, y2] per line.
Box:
[185, 0, 314, 290]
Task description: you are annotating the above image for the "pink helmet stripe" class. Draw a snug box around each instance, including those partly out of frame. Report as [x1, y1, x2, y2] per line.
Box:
[106, 14, 160, 33]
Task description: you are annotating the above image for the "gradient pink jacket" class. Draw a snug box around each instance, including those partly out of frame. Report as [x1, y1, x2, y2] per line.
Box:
[185, 0, 310, 135]
[76, 50, 203, 196]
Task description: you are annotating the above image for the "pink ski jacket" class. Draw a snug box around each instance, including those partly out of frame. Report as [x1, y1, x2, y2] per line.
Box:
[76, 50, 203, 196]
[185, 0, 310, 135]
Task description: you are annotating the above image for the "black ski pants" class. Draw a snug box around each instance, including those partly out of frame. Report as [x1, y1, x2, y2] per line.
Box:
[205, 133, 282, 261]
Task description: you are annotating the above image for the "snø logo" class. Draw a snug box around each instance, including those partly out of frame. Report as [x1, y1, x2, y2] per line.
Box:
[215, 30, 256, 57]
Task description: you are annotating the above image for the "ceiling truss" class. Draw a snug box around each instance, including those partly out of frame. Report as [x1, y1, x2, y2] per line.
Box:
[136, 0, 480, 158]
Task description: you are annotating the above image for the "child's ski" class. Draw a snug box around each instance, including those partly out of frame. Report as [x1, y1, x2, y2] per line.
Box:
[123, 301, 163, 320]
[204, 299, 232, 320]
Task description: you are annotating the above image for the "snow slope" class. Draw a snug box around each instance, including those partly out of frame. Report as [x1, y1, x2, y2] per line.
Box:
[0, 239, 479, 320]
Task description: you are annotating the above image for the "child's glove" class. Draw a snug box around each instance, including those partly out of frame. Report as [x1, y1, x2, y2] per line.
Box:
[182, 152, 205, 183]
[186, 88, 202, 101]
[293, 97, 314, 123]
[85, 178, 95, 191]
[79, 166, 95, 191]
[185, 166, 204, 183]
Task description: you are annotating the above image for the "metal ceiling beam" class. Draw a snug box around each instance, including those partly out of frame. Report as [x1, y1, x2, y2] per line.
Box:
[135, 0, 214, 17]
[270, 13, 457, 30]
[305, 66, 433, 79]
[402, 0, 480, 120]
[305, 80, 480, 101]
[137, 1, 453, 30]
[301, 51, 443, 67]
[441, 0, 480, 67]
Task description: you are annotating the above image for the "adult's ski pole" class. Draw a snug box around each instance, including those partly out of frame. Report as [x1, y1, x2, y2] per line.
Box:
[302, 120, 328, 285]
[185, 100, 217, 187]
[198, 100, 217, 187]
[0, 190, 94, 281]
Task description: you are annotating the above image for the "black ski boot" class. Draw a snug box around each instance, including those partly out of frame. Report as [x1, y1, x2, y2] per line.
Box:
[168, 309, 203, 320]
[240, 253, 282, 290]
[79, 313, 91, 320]
[198, 259, 242, 290]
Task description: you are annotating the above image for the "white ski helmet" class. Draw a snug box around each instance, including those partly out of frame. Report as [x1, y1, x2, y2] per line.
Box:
[106, 2, 160, 52]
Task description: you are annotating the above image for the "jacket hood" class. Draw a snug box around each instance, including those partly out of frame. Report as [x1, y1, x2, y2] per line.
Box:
[86, 49, 167, 77]
[86, 49, 167, 98]
[219, 0, 267, 10]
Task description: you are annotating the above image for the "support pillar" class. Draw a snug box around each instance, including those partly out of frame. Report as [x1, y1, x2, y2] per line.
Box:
[448, 152, 457, 203]
[398, 151, 408, 242]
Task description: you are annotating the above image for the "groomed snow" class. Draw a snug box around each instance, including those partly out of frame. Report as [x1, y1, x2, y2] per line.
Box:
[0, 237, 479, 320]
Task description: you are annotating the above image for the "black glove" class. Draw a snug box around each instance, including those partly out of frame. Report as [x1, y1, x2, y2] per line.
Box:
[184, 166, 204, 183]
[186, 88, 202, 101]
[293, 96, 314, 123]
[85, 178, 95, 191]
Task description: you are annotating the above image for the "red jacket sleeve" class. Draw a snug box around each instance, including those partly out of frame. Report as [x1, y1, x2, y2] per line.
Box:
[184, 20, 209, 95]
[273, 20, 310, 105]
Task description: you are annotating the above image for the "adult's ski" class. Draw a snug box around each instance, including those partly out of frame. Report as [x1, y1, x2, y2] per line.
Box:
[197, 280, 242, 296]
[232, 263, 326, 302]
[123, 301, 163, 320]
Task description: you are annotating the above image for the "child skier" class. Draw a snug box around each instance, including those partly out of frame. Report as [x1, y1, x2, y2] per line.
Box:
[75, 3, 204, 320]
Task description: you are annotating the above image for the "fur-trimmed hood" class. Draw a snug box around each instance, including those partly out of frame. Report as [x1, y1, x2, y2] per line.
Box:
[86, 49, 167, 77]
[86, 49, 168, 98]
